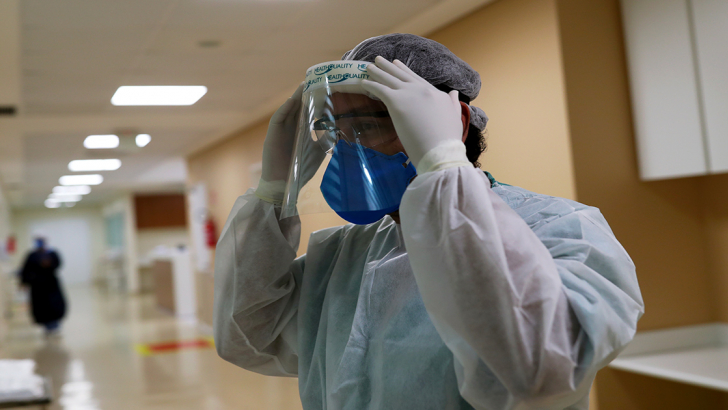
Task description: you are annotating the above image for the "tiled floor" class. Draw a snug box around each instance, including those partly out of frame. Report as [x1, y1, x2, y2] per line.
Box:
[0, 285, 303, 410]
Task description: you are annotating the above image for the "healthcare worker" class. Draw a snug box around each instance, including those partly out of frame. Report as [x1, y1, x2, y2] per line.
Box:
[214, 34, 644, 409]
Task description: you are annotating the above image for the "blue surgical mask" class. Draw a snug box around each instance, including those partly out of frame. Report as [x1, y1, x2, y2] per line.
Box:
[320, 140, 417, 225]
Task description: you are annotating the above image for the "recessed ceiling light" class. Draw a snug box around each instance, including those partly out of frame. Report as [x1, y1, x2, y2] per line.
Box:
[48, 194, 82, 202]
[44, 199, 61, 208]
[68, 159, 121, 172]
[59, 175, 104, 186]
[53, 185, 91, 195]
[136, 134, 151, 147]
[111, 86, 207, 106]
[84, 135, 119, 149]
[49, 192, 84, 199]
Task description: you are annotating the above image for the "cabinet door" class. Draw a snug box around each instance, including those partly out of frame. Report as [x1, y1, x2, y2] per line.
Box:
[621, 0, 707, 180]
[691, 0, 728, 173]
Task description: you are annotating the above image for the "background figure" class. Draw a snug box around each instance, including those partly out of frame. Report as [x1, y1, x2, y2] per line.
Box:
[20, 236, 67, 335]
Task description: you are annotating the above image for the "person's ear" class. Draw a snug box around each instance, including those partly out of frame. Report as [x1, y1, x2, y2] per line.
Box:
[460, 102, 470, 143]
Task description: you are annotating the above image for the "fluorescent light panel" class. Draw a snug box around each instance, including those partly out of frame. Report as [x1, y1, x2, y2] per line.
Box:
[59, 175, 103, 186]
[68, 159, 121, 172]
[53, 185, 91, 195]
[84, 135, 119, 149]
[136, 134, 151, 147]
[48, 194, 82, 202]
[44, 200, 61, 209]
[111, 86, 207, 106]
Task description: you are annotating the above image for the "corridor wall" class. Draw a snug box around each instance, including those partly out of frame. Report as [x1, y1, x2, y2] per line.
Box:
[702, 174, 728, 324]
[556, 0, 728, 408]
[429, 0, 576, 200]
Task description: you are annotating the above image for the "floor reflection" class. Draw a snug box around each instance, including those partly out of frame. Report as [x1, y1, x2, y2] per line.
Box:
[2, 285, 302, 410]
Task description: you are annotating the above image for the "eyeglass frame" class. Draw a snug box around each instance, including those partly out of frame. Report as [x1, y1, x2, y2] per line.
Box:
[311, 110, 397, 150]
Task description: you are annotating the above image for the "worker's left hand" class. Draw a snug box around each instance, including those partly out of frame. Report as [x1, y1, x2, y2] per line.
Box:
[362, 56, 466, 169]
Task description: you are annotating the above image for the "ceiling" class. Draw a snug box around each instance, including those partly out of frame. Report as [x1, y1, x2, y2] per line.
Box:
[0, 0, 494, 209]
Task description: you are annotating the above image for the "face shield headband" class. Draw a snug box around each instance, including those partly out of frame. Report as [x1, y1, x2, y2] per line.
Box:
[280, 60, 418, 225]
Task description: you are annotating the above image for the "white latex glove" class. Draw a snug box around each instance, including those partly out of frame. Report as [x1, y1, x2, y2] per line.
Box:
[261, 82, 305, 184]
[361, 56, 464, 169]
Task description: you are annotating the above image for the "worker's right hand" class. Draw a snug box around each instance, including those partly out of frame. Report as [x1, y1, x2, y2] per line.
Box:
[261, 82, 305, 183]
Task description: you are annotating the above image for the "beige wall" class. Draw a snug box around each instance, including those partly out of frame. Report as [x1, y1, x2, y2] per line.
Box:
[556, 0, 715, 331]
[186, 120, 268, 230]
[430, 0, 576, 200]
[701, 174, 728, 323]
[597, 370, 728, 409]
[556, 0, 728, 408]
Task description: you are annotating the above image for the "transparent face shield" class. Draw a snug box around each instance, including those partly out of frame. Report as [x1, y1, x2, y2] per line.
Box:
[280, 61, 417, 224]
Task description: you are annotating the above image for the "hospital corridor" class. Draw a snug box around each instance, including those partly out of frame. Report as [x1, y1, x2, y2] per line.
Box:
[2, 0, 728, 409]
[2, 284, 302, 410]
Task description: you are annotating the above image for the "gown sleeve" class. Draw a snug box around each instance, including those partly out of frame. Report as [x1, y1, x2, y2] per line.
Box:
[213, 187, 305, 377]
[399, 143, 644, 409]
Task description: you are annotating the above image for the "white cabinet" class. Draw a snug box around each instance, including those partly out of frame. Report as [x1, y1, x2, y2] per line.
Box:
[692, 0, 728, 173]
[621, 0, 728, 180]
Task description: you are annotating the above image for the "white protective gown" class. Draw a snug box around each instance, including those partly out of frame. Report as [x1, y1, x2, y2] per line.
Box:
[214, 156, 644, 409]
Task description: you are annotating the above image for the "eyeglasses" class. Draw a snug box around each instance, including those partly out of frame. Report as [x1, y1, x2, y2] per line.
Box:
[312, 111, 398, 152]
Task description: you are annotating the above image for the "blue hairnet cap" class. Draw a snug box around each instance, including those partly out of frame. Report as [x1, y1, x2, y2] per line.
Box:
[343, 33, 488, 131]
